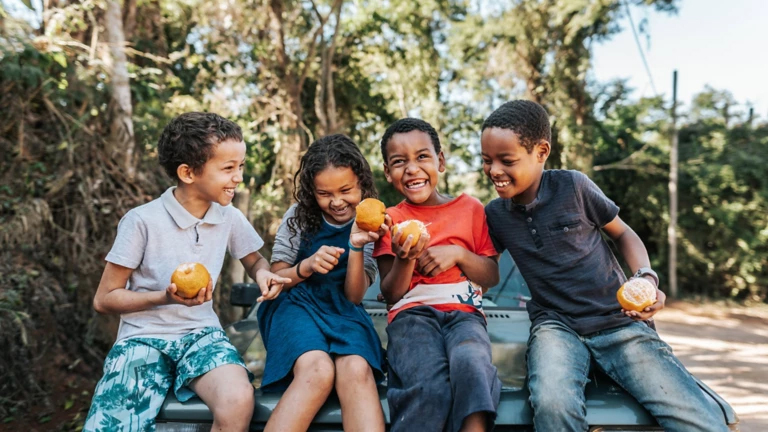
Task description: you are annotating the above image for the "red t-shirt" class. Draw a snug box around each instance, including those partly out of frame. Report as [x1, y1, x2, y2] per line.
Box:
[373, 194, 498, 321]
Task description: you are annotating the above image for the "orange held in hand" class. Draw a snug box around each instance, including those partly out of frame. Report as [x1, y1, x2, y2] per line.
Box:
[355, 198, 387, 232]
[393, 219, 428, 247]
[617, 278, 657, 312]
[171, 262, 211, 298]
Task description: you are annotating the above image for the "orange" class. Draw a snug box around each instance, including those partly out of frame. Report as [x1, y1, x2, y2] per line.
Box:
[171, 262, 211, 298]
[617, 278, 657, 312]
[393, 219, 428, 247]
[355, 198, 386, 232]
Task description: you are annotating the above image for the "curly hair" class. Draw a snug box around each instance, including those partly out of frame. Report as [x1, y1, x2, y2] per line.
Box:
[287, 134, 378, 240]
[380, 118, 441, 161]
[482, 100, 551, 153]
[157, 112, 243, 179]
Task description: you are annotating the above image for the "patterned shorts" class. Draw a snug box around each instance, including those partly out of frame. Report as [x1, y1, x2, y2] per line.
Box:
[84, 327, 252, 432]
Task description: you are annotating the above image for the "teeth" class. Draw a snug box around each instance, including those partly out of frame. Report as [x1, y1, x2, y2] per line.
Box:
[406, 180, 426, 189]
[494, 181, 510, 188]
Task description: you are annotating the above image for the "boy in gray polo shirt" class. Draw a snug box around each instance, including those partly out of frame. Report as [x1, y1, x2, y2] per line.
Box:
[481, 100, 727, 432]
[84, 112, 289, 432]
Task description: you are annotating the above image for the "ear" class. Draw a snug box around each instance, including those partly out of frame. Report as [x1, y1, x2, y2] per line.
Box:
[536, 140, 551, 163]
[438, 151, 446, 173]
[383, 162, 393, 184]
[177, 164, 195, 185]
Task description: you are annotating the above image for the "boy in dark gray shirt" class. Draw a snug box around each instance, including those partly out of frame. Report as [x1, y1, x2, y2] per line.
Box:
[481, 100, 727, 432]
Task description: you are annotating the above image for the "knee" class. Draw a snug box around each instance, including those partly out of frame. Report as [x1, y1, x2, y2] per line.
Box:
[450, 341, 492, 376]
[210, 379, 255, 421]
[528, 382, 584, 416]
[294, 351, 335, 393]
[335, 356, 374, 385]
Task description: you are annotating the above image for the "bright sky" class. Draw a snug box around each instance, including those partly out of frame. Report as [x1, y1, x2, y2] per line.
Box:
[592, 0, 768, 121]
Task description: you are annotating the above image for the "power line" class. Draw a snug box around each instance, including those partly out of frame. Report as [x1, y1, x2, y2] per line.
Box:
[624, 1, 659, 97]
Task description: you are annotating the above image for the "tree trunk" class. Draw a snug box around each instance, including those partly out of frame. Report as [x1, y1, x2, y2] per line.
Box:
[122, 0, 137, 41]
[105, 0, 136, 179]
[217, 189, 251, 324]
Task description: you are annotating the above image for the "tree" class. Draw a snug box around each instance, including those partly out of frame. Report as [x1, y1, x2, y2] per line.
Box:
[450, 0, 677, 173]
[105, 0, 136, 178]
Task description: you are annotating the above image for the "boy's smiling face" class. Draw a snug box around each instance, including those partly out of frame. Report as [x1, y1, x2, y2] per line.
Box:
[184, 138, 246, 209]
[383, 130, 446, 206]
[481, 127, 549, 205]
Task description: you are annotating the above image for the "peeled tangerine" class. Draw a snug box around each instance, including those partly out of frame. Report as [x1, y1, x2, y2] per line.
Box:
[355, 198, 387, 232]
[393, 219, 429, 248]
[617, 278, 657, 312]
[171, 262, 211, 299]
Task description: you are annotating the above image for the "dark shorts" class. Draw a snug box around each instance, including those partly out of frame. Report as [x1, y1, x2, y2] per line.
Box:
[386, 306, 501, 432]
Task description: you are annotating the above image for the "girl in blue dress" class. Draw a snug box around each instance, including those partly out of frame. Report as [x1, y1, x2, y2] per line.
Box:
[257, 134, 388, 431]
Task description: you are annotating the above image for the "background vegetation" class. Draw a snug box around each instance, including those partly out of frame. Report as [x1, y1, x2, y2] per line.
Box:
[1, 0, 766, 428]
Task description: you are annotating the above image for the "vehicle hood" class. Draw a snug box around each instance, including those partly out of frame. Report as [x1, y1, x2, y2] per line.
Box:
[157, 309, 737, 428]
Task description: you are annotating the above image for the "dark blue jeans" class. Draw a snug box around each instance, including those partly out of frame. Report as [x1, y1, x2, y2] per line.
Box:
[386, 306, 501, 432]
[527, 320, 728, 432]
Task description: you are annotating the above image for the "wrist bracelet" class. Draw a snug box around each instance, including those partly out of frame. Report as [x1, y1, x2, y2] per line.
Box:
[348, 241, 364, 252]
[634, 267, 659, 288]
[296, 259, 310, 279]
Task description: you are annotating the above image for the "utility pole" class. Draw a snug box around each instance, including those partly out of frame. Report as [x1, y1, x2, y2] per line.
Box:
[668, 70, 678, 298]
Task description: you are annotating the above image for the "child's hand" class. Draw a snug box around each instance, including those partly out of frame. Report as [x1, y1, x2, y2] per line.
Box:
[417, 245, 464, 277]
[255, 269, 292, 302]
[165, 278, 213, 307]
[350, 214, 391, 248]
[390, 225, 430, 261]
[622, 288, 666, 320]
[307, 245, 346, 275]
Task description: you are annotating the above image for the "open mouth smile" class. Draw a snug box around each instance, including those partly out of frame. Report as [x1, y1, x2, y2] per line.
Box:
[405, 179, 427, 190]
[330, 205, 350, 215]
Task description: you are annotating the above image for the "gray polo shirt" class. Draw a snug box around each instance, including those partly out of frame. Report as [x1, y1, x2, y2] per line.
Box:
[272, 204, 378, 285]
[106, 187, 264, 342]
[485, 170, 633, 335]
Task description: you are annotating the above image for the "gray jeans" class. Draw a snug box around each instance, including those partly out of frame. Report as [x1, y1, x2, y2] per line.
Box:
[386, 306, 501, 432]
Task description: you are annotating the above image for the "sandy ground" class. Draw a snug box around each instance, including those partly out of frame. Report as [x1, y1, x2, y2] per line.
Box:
[655, 301, 768, 432]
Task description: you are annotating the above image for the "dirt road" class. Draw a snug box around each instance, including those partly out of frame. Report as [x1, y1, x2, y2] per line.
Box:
[655, 301, 768, 432]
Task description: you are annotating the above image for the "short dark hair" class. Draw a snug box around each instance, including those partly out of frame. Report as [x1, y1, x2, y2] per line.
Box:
[288, 134, 378, 239]
[482, 100, 551, 153]
[157, 112, 243, 180]
[380, 118, 441, 161]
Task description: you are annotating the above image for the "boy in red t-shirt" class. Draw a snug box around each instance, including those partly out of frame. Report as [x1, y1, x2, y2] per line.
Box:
[374, 118, 501, 432]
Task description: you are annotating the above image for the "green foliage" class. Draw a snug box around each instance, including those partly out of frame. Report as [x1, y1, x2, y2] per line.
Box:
[1, 0, 766, 425]
[592, 84, 768, 301]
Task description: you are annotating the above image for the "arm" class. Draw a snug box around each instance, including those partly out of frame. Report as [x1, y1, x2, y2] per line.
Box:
[241, 251, 291, 302]
[344, 217, 390, 304]
[267, 246, 346, 291]
[93, 262, 212, 314]
[418, 247, 499, 291]
[378, 228, 430, 304]
[269, 259, 312, 291]
[602, 216, 666, 319]
[344, 244, 369, 304]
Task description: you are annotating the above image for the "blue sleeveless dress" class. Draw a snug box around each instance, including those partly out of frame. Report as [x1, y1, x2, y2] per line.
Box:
[257, 218, 385, 391]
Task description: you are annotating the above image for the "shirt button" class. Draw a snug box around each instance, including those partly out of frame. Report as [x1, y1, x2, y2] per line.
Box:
[526, 217, 532, 222]
[564, 227, 569, 232]
[531, 229, 537, 235]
